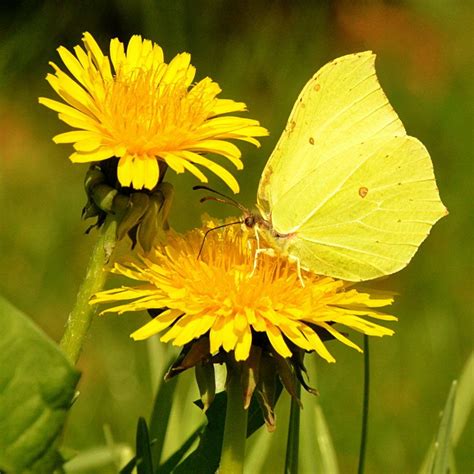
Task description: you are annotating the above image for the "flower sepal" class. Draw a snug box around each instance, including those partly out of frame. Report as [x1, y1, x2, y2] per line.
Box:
[195, 362, 216, 412]
[82, 165, 174, 251]
[160, 330, 321, 431]
[82, 166, 119, 230]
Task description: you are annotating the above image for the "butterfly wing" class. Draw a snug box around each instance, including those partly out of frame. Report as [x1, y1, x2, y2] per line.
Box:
[257, 51, 406, 217]
[282, 135, 447, 280]
[257, 52, 447, 281]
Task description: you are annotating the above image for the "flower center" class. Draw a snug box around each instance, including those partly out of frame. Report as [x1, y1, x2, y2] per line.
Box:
[98, 66, 213, 154]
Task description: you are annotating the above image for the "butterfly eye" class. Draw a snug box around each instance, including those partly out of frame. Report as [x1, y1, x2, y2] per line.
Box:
[244, 216, 256, 228]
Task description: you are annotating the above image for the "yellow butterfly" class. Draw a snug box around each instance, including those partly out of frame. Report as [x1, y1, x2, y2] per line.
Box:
[243, 51, 447, 282]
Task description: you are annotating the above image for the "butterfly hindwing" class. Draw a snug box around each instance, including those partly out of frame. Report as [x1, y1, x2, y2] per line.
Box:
[282, 135, 447, 280]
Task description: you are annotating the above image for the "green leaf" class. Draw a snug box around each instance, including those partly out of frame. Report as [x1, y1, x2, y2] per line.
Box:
[0, 295, 80, 473]
[313, 404, 339, 474]
[300, 396, 339, 474]
[419, 353, 473, 474]
[63, 444, 132, 472]
[432, 380, 457, 474]
[284, 386, 301, 474]
[419, 380, 458, 474]
[119, 455, 136, 474]
[452, 352, 474, 445]
[173, 380, 283, 474]
[173, 393, 227, 474]
[148, 356, 179, 467]
[136, 417, 154, 474]
[156, 425, 202, 474]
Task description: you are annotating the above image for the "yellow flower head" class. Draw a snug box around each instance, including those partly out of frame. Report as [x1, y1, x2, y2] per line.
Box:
[39, 32, 268, 192]
[92, 219, 397, 362]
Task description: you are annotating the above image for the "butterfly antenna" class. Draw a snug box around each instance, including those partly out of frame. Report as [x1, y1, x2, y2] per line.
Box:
[197, 221, 242, 259]
[199, 195, 241, 209]
[193, 185, 247, 212]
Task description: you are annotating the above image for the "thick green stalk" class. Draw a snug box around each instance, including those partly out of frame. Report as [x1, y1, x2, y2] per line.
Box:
[59, 216, 117, 364]
[220, 369, 248, 474]
[357, 335, 370, 474]
[285, 382, 301, 473]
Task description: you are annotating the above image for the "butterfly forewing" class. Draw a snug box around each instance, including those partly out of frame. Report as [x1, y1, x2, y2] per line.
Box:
[257, 51, 405, 218]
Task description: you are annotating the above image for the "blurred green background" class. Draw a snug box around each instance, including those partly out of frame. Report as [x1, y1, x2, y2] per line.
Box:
[0, 1, 472, 472]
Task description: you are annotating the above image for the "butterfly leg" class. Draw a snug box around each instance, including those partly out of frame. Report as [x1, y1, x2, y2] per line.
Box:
[250, 227, 262, 275]
[250, 228, 276, 276]
[288, 254, 305, 287]
[251, 247, 276, 277]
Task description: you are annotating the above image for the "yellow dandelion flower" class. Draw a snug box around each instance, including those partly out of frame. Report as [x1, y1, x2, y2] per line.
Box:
[92, 219, 397, 362]
[39, 32, 268, 192]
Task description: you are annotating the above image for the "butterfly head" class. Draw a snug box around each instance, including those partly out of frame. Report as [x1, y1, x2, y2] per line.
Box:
[243, 213, 257, 228]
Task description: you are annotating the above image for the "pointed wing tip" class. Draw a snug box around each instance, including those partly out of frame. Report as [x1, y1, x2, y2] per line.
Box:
[345, 50, 375, 60]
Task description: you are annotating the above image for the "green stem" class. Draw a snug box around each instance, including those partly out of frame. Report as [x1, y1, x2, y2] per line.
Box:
[59, 216, 117, 365]
[220, 367, 248, 474]
[358, 335, 370, 474]
[285, 382, 301, 473]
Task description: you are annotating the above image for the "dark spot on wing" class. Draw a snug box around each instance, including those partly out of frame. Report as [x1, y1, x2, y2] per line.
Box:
[314, 83, 321, 91]
[359, 187, 368, 198]
[259, 166, 273, 189]
[309, 137, 315, 145]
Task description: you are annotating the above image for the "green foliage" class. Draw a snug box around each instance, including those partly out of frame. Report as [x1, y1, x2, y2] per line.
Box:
[172, 386, 282, 474]
[148, 369, 178, 467]
[452, 352, 474, 446]
[173, 394, 226, 474]
[135, 418, 154, 474]
[0, 296, 80, 473]
[419, 353, 474, 474]
[284, 388, 301, 474]
[156, 426, 202, 474]
[298, 393, 340, 474]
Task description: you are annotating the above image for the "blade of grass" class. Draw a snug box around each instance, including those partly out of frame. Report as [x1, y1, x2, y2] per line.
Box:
[452, 352, 474, 445]
[156, 425, 203, 474]
[173, 392, 227, 474]
[136, 417, 154, 474]
[63, 444, 133, 472]
[432, 380, 457, 474]
[419, 352, 473, 474]
[148, 354, 179, 466]
[300, 390, 339, 474]
[119, 456, 136, 474]
[419, 380, 458, 474]
[284, 383, 301, 474]
[313, 404, 339, 473]
[357, 335, 370, 474]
